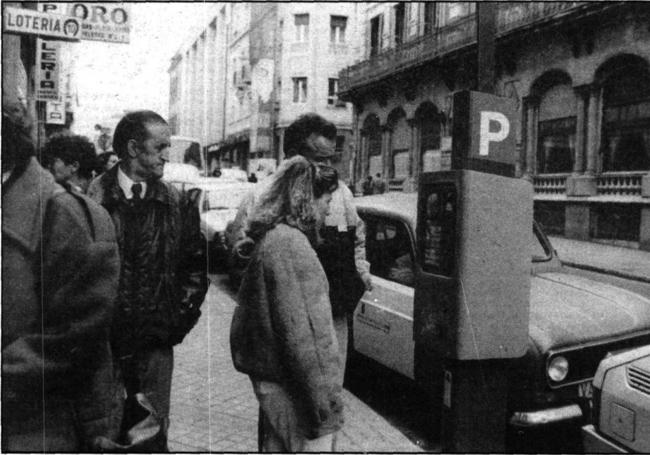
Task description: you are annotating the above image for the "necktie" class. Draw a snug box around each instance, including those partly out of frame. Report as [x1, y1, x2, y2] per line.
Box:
[132, 183, 143, 201]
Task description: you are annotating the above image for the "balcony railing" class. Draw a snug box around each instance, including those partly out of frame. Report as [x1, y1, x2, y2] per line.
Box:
[597, 172, 646, 196]
[533, 173, 568, 195]
[340, 2, 592, 92]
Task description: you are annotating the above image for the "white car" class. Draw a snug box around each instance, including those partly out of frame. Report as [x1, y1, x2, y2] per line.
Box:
[352, 192, 650, 451]
[186, 181, 255, 269]
[582, 345, 650, 453]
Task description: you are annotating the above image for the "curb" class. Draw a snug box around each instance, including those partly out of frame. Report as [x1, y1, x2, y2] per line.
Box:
[561, 261, 650, 284]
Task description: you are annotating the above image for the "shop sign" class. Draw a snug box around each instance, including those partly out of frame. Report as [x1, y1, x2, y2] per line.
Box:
[46, 101, 66, 125]
[3, 7, 81, 40]
[35, 39, 62, 101]
[40, 2, 130, 43]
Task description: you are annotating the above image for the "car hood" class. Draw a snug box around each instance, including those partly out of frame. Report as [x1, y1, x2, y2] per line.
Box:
[529, 272, 650, 353]
[202, 209, 238, 235]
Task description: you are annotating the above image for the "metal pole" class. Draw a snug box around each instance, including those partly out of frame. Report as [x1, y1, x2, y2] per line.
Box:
[476, 2, 496, 94]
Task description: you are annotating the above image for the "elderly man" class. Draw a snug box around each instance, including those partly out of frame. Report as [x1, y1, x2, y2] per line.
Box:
[2, 105, 120, 451]
[88, 110, 208, 450]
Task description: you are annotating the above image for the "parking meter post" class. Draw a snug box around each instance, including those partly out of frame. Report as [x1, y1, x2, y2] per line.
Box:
[414, 90, 533, 451]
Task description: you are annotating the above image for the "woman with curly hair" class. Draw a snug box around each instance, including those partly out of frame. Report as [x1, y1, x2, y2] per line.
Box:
[230, 156, 343, 452]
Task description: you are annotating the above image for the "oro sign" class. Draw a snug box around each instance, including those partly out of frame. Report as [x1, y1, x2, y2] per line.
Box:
[41, 2, 130, 44]
[451, 90, 518, 177]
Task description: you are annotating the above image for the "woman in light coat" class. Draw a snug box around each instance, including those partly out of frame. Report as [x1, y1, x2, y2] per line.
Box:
[230, 156, 343, 452]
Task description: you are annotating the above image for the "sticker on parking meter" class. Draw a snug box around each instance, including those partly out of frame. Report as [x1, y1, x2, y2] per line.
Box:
[421, 185, 456, 276]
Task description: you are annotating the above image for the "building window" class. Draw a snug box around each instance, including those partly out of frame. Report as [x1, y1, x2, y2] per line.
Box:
[370, 14, 383, 57]
[394, 3, 405, 46]
[328, 78, 340, 106]
[330, 15, 347, 44]
[601, 64, 650, 172]
[294, 14, 309, 42]
[292, 77, 307, 103]
[441, 2, 475, 25]
[424, 2, 437, 34]
[536, 83, 576, 174]
[537, 117, 576, 174]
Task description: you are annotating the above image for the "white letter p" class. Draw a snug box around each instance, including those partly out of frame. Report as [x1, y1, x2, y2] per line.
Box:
[479, 111, 510, 156]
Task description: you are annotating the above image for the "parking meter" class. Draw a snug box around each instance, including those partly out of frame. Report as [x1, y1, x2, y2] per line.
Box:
[413, 91, 533, 451]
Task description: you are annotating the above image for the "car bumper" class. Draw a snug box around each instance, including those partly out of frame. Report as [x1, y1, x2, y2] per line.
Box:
[582, 425, 628, 453]
[509, 404, 583, 428]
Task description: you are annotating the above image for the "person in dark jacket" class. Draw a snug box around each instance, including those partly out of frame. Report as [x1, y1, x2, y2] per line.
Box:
[42, 133, 99, 194]
[231, 156, 343, 452]
[87, 110, 208, 450]
[2, 104, 121, 451]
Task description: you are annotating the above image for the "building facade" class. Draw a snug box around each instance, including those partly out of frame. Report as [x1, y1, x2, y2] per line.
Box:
[169, 3, 364, 181]
[339, 2, 650, 249]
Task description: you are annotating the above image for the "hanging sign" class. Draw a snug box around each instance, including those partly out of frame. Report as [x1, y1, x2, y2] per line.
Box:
[35, 38, 62, 101]
[3, 7, 81, 40]
[46, 101, 66, 124]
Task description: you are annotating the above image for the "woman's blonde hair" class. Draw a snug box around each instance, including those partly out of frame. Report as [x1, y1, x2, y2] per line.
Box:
[247, 156, 338, 240]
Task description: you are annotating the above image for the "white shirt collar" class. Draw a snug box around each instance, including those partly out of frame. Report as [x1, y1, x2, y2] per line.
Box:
[117, 165, 147, 200]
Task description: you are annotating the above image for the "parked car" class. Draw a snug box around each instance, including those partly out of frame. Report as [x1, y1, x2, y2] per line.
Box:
[582, 345, 650, 453]
[163, 162, 200, 193]
[186, 180, 255, 270]
[351, 192, 650, 450]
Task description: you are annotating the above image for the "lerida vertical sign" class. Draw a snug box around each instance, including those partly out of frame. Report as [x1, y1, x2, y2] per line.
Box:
[35, 38, 61, 101]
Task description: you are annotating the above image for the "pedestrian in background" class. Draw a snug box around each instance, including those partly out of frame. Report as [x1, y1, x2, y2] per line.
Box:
[2, 104, 121, 451]
[230, 113, 371, 385]
[88, 110, 208, 451]
[231, 156, 344, 452]
[372, 172, 387, 194]
[98, 150, 119, 174]
[43, 133, 99, 194]
[362, 174, 374, 195]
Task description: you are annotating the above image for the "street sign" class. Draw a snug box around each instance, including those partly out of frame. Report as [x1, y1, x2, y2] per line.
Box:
[46, 101, 66, 124]
[35, 39, 62, 101]
[451, 90, 517, 177]
[3, 7, 81, 41]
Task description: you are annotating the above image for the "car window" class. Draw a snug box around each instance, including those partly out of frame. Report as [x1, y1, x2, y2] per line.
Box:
[363, 215, 415, 287]
[205, 188, 249, 210]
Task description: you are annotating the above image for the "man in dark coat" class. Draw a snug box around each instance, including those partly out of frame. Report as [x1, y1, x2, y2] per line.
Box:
[87, 110, 208, 450]
[2, 104, 121, 451]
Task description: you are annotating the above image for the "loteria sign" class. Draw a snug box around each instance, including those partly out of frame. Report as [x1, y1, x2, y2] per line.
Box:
[3, 7, 80, 40]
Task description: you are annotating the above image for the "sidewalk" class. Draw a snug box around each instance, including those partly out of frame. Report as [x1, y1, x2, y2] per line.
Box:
[549, 236, 650, 283]
[168, 276, 422, 452]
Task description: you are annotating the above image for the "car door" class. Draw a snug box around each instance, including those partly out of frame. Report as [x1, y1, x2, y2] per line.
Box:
[353, 213, 416, 379]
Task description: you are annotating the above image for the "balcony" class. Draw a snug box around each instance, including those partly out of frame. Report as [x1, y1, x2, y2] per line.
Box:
[340, 2, 597, 94]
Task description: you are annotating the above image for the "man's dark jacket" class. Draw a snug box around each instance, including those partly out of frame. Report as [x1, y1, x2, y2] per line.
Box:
[2, 158, 121, 451]
[88, 165, 208, 356]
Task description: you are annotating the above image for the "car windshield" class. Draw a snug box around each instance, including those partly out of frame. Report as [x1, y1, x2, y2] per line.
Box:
[532, 223, 553, 262]
[204, 187, 248, 210]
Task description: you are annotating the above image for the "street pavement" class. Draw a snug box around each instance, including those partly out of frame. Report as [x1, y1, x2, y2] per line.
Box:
[168, 274, 422, 452]
[549, 236, 650, 283]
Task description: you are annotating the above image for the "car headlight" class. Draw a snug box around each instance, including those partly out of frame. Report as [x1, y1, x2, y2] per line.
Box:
[547, 356, 569, 382]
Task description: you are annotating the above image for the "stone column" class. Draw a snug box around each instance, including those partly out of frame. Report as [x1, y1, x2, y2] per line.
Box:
[381, 125, 392, 180]
[406, 118, 419, 191]
[522, 96, 537, 181]
[585, 84, 600, 176]
[566, 85, 596, 197]
[572, 85, 588, 175]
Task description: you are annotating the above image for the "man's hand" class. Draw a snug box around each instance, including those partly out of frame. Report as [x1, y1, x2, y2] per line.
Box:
[361, 272, 373, 291]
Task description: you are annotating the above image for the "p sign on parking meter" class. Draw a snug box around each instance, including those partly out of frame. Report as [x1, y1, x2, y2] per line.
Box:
[414, 90, 532, 451]
[451, 90, 517, 176]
